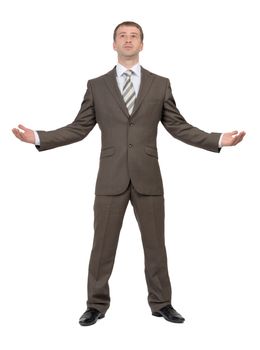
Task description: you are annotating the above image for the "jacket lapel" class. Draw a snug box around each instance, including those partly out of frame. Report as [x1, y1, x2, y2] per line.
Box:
[104, 67, 129, 117]
[131, 67, 154, 116]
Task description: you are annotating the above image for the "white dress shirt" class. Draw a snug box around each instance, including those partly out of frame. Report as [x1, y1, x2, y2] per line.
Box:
[116, 63, 141, 95]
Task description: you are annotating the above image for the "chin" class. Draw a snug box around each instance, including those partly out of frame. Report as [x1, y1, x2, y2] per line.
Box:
[123, 52, 137, 58]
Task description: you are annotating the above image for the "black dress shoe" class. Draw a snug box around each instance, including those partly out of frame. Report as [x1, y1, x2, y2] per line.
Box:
[152, 304, 185, 323]
[79, 308, 105, 326]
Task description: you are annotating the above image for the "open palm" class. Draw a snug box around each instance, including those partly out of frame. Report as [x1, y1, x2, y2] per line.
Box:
[12, 124, 35, 144]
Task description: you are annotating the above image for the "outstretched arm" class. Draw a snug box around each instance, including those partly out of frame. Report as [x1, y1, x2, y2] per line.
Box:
[12, 81, 96, 151]
[161, 80, 245, 151]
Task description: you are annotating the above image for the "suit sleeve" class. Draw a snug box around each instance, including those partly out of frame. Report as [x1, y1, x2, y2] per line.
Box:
[161, 79, 221, 153]
[36, 81, 96, 151]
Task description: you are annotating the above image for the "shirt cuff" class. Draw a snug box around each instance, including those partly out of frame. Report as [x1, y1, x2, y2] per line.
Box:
[34, 131, 40, 146]
[218, 133, 224, 148]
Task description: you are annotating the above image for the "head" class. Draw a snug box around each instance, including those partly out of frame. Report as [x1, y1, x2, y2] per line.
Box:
[113, 21, 144, 62]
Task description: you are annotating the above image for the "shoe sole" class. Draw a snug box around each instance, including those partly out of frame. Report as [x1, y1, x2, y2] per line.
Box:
[152, 312, 185, 323]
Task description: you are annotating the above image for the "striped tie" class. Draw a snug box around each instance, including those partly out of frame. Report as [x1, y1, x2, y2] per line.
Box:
[122, 70, 136, 115]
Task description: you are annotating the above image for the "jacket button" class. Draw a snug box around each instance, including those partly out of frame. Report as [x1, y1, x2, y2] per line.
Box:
[129, 144, 133, 148]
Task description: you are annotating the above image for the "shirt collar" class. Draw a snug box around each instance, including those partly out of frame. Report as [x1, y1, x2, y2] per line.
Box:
[116, 63, 141, 77]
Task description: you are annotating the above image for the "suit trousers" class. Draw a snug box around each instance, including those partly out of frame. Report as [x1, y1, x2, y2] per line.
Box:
[86, 181, 172, 314]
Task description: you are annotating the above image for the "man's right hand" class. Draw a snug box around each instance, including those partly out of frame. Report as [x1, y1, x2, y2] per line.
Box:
[12, 124, 35, 144]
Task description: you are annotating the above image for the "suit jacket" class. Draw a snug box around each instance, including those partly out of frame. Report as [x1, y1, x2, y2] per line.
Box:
[36, 66, 221, 195]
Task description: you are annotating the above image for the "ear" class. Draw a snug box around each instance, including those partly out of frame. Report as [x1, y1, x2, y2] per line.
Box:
[139, 42, 144, 51]
[113, 42, 117, 51]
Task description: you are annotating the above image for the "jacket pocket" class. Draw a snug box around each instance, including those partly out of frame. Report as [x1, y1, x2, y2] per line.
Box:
[100, 146, 115, 158]
[145, 146, 158, 159]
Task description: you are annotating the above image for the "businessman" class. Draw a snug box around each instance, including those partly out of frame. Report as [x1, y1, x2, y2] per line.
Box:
[12, 21, 245, 326]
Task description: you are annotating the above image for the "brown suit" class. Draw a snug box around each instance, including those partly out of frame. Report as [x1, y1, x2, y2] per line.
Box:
[36, 67, 221, 313]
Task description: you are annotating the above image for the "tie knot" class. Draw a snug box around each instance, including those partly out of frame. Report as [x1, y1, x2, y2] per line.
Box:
[124, 70, 133, 78]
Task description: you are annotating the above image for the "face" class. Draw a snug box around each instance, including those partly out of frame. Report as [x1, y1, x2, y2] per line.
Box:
[113, 25, 143, 59]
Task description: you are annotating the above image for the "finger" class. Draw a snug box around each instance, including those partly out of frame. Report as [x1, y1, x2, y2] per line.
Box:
[233, 132, 245, 145]
[12, 128, 20, 137]
[12, 128, 23, 140]
[229, 131, 243, 145]
[238, 132, 246, 143]
[232, 137, 239, 146]
[18, 124, 28, 132]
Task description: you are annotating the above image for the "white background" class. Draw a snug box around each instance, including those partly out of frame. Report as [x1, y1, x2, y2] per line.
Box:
[0, 0, 259, 349]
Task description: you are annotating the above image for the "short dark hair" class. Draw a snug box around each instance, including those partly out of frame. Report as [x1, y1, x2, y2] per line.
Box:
[113, 21, 144, 42]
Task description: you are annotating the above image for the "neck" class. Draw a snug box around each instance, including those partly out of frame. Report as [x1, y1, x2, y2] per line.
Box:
[118, 56, 139, 69]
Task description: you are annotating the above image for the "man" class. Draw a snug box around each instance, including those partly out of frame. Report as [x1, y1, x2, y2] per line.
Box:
[12, 21, 245, 326]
